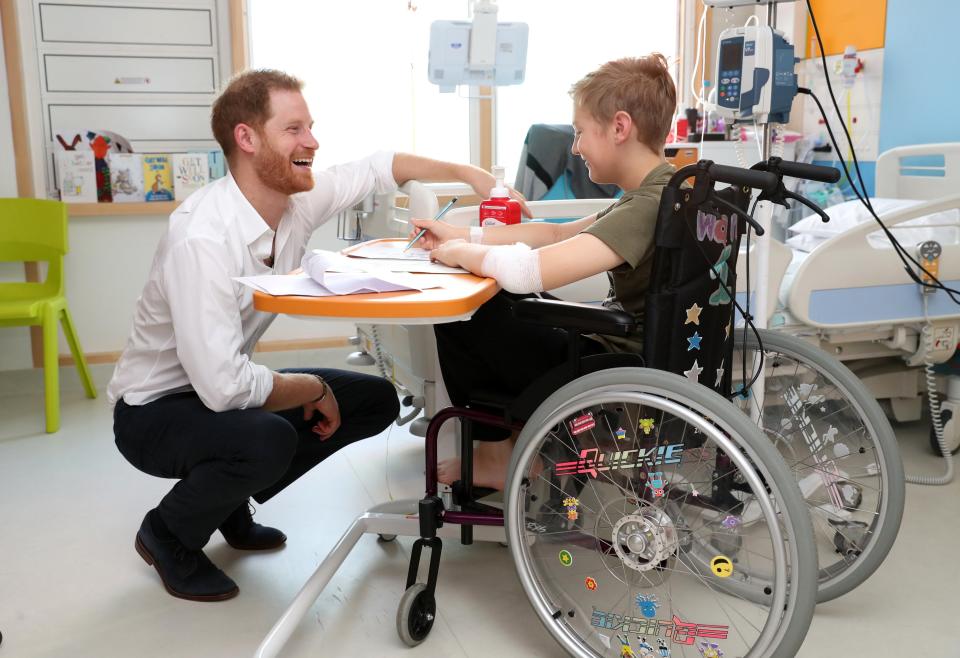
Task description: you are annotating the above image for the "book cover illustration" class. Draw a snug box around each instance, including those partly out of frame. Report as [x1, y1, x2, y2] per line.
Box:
[56, 150, 97, 203]
[173, 153, 210, 200]
[87, 131, 113, 202]
[208, 149, 226, 180]
[143, 154, 174, 202]
[108, 153, 145, 202]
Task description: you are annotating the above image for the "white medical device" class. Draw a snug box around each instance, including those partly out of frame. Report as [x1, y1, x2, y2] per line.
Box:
[427, 1, 528, 92]
[711, 24, 798, 123]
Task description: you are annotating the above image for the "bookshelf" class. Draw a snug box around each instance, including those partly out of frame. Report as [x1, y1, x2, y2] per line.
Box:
[68, 201, 180, 217]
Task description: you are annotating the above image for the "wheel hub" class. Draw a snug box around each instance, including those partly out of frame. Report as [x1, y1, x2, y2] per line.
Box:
[611, 506, 679, 572]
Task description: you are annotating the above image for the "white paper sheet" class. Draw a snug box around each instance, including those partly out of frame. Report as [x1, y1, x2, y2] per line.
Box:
[314, 248, 467, 274]
[345, 239, 432, 261]
[234, 251, 443, 297]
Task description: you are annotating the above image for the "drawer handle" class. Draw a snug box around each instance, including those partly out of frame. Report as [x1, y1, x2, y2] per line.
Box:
[115, 77, 151, 85]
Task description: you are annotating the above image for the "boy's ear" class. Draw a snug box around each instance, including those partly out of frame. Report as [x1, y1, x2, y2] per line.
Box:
[612, 110, 634, 145]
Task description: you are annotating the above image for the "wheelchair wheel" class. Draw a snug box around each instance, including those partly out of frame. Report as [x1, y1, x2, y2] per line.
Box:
[505, 368, 817, 658]
[396, 583, 436, 647]
[731, 328, 905, 602]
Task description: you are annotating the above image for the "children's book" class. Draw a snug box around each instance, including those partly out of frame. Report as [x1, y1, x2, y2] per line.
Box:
[208, 149, 226, 180]
[108, 153, 145, 202]
[173, 153, 210, 200]
[142, 154, 174, 202]
[56, 150, 97, 203]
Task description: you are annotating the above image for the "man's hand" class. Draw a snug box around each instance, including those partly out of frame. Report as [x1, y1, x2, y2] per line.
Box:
[302, 388, 341, 440]
[463, 169, 533, 218]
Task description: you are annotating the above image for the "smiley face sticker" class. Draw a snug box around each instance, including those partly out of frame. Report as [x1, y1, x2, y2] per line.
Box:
[710, 555, 733, 578]
[559, 549, 574, 567]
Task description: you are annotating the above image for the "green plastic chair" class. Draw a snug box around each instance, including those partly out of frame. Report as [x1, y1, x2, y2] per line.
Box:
[0, 198, 96, 432]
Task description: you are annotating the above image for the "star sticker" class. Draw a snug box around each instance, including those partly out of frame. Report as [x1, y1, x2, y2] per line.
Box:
[684, 360, 703, 382]
[687, 332, 702, 351]
[685, 303, 703, 326]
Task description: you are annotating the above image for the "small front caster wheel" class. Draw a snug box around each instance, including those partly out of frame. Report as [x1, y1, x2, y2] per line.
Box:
[377, 534, 397, 542]
[396, 583, 436, 647]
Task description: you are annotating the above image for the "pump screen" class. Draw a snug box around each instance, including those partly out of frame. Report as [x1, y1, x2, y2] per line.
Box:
[721, 41, 743, 70]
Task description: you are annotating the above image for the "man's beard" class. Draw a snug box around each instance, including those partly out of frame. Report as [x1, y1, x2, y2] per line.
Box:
[253, 138, 314, 195]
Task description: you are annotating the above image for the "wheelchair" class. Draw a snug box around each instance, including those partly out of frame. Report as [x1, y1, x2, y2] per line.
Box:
[253, 159, 904, 658]
[396, 159, 905, 657]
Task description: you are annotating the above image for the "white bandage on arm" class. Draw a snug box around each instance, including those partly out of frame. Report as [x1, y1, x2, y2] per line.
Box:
[469, 226, 484, 244]
[480, 243, 543, 294]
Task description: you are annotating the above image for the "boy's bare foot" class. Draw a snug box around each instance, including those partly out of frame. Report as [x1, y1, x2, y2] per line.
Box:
[436, 437, 542, 491]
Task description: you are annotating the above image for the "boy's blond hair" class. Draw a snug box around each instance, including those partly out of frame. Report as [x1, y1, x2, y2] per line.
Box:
[570, 54, 677, 153]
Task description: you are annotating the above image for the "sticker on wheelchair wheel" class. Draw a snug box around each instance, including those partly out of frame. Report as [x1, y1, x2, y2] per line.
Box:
[638, 418, 656, 435]
[584, 577, 597, 591]
[635, 593, 660, 618]
[615, 426, 627, 441]
[720, 515, 740, 529]
[569, 412, 595, 435]
[558, 549, 573, 566]
[699, 640, 724, 657]
[562, 497, 580, 521]
[710, 555, 733, 578]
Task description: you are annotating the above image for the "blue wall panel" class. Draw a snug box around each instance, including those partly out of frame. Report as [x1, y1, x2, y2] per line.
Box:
[879, 0, 960, 153]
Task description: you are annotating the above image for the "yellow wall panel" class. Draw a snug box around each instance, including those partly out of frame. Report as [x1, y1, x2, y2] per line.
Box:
[805, 0, 887, 58]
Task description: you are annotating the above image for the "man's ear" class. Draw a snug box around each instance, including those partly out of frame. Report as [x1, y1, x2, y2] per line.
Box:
[234, 123, 258, 156]
[612, 110, 634, 145]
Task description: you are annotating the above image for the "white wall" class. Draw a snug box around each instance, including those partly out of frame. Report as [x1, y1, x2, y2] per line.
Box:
[0, 11, 36, 371]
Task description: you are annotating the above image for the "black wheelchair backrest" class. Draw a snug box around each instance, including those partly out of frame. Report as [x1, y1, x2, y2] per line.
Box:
[643, 161, 773, 397]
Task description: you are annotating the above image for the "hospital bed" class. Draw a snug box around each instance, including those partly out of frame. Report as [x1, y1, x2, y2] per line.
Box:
[734, 142, 960, 451]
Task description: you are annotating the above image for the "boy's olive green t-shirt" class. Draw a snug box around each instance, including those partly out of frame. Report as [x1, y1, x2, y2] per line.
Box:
[581, 162, 675, 354]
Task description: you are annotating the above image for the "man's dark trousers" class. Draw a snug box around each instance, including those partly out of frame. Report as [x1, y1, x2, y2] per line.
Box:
[114, 368, 399, 550]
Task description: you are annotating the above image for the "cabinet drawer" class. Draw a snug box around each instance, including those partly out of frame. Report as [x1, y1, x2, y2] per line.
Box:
[39, 3, 213, 46]
[44, 55, 216, 93]
[48, 104, 214, 142]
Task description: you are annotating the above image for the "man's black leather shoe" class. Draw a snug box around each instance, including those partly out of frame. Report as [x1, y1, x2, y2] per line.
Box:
[219, 501, 287, 550]
[135, 510, 238, 602]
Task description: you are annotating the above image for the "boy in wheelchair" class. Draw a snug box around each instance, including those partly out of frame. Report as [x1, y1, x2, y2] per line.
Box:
[408, 54, 678, 490]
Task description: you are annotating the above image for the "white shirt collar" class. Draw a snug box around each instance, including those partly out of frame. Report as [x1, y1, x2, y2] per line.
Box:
[225, 172, 278, 245]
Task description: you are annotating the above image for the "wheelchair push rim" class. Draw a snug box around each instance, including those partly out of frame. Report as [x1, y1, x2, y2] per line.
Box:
[505, 368, 817, 658]
[731, 328, 905, 602]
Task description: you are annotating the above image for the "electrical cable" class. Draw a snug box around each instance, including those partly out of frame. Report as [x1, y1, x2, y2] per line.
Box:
[804, 0, 960, 302]
[806, 0, 956, 485]
[909, 294, 955, 484]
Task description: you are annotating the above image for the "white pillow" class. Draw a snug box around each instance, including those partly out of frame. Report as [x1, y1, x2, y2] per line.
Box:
[788, 198, 920, 238]
[784, 232, 825, 252]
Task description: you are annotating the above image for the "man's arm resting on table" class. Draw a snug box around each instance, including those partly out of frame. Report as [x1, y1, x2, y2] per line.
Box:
[261, 371, 328, 412]
[391, 152, 532, 216]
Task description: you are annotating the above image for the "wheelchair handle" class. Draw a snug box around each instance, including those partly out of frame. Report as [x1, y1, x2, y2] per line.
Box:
[706, 163, 780, 193]
[754, 157, 841, 184]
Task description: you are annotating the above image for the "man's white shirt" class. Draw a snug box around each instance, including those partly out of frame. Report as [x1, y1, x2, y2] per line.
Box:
[106, 151, 397, 412]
